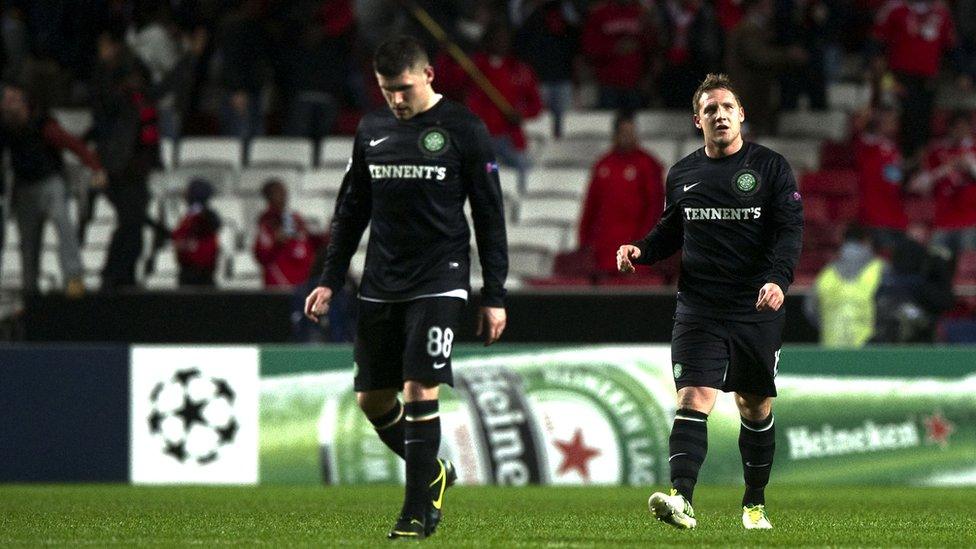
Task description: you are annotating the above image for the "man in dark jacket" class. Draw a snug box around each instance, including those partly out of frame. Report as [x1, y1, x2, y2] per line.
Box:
[0, 83, 105, 296]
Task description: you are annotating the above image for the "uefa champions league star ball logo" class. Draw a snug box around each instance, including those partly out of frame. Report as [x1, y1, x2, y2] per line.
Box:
[419, 128, 449, 155]
[147, 368, 239, 465]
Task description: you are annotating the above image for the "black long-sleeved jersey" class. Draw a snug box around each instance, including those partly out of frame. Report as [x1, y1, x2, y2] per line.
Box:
[318, 98, 508, 306]
[634, 142, 803, 320]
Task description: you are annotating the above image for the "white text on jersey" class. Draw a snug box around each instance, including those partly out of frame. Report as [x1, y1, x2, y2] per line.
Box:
[369, 164, 448, 181]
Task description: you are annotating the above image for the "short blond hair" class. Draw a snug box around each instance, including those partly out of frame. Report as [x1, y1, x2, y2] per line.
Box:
[692, 73, 743, 114]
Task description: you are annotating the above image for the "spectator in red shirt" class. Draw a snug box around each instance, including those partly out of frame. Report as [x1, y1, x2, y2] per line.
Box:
[910, 111, 976, 259]
[854, 105, 908, 251]
[172, 178, 221, 287]
[254, 178, 324, 288]
[871, 0, 961, 157]
[578, 112, 665, 275]
[581, 0, 655, 111]
[466, 22, 543, 194]
[0, 83, 105, 297]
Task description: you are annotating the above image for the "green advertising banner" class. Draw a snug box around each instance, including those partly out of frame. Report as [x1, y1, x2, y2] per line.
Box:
[259, 345, 976, 486]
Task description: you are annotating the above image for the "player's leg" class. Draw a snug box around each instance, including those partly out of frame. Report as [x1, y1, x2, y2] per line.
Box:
[727, 317, 783, 529]
[649, 316, 730, 529]
[352, 301, 407, 457]
[357, 389, 404, 458]
[735, 391, 775, 529]
[389, 298, 463, 539]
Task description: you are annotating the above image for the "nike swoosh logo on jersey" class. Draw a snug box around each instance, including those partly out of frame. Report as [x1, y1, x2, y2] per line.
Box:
[369, 136, 390, 147]
[683, 181, 702, 192]
[433, 361, 447, 369]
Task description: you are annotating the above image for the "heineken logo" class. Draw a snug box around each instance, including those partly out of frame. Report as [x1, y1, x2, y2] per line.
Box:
[455, 367, 546, 485]
[419, 128, 449, 155]
[147, 368, 239, 465]
[732, 169, 761, 196]
[673, 363, 683, 379]
[786, 419, 920, 460]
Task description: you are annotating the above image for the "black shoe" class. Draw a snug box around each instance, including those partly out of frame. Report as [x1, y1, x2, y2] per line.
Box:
[425, 459, 456, 536]
[387, 516, 426, 541]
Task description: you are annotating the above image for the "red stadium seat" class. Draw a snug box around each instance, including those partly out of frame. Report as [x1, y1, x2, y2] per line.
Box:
[803, 195, 831, 225]
[819, 141, 856, 169]
[904, 197, 934, 224]
[954, 250, 976, 285]
[800, 169, 859, 197]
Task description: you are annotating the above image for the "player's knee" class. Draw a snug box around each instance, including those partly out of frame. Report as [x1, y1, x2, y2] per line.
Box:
[735, 393, 773, 420]
[676, 387, 717, 414]
[356, 390, 398, 418]
[402, 379, 439, 402]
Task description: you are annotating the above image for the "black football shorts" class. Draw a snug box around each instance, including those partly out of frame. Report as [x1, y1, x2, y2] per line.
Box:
[670, 314, 784, 397]
[353, 297, 464, 391]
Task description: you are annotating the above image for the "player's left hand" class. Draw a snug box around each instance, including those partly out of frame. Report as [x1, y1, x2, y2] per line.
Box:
[477, 306, 507, 346]
[755, 283, 784, 312]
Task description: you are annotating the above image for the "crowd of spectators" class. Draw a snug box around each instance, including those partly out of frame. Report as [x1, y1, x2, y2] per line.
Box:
[1, 0, 976, 342]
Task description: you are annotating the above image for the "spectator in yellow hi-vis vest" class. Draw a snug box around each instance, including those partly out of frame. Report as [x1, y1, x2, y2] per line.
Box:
[804, 225, 888, 347]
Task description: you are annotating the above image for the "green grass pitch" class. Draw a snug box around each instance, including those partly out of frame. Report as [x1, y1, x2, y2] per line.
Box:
[2, 485, 974, 547]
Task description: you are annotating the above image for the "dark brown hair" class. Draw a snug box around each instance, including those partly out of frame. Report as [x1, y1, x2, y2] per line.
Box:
[373, 36, 429, 77]
[692, 73, 743, 114]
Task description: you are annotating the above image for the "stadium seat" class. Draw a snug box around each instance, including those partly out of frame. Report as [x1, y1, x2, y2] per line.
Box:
[561, 111, 616, 139]
[819, 140, 856, 169]
[800, 170, 858, 197]
[51, 108, 92, 137]
[5, 221, 18, 248]
[498, 170, 520, 201]
[209, 196, 247, 231]
[229, 251, 262, 281]
[301, 168, 347, 197]
[954, 251, 976, 285]
[636, 110, 697, 138]
[319, 137, 354, 167]
[80, 247, 106, 276]
[248, 137, 314, 169]
[508, 225, 567, 254]
[827, 82, 871, 112]
[523, 110, 553, 143]
[904, 197, 934, 224]
[160, 138, 176, 171]
[778, 110, 849, 142]
[680, 138, 702, 159]
[536, 138, 605, 168]
[178, 137, 243, 169]
[40, 249, 62, 287]
[294, 196, 336, 228]
[525, 168, 589, 199]
[508, 248, 555, 279]
[644, 138, 680, 168]
[517, 197, 583, 228]
[238, 167, 301, 195]
[756, 138, 821, 172]
[83, 222, 115, 249]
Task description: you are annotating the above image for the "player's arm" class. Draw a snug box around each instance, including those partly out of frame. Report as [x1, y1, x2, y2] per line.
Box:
[463, 118, 508, 345]
[305, 131, 371, 321]
[757, 157, 804, 311]
[619, 174, 682, 272]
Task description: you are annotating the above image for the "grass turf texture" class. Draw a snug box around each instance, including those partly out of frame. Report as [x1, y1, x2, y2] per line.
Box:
[2, 485, 973, 547]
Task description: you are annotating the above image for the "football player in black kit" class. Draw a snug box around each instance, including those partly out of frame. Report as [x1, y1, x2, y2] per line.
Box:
[617, 74, 803, 530]
[304, 36, 508, 540]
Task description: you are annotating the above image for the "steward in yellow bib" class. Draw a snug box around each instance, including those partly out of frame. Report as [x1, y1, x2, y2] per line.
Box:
[804, 226, 887, 347]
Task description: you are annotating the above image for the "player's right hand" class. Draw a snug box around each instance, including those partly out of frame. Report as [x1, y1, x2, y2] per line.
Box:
[616, 245, 641, 274]
[303, 286, 333, 323]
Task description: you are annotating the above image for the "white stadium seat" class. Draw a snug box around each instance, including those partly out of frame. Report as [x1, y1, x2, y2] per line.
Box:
[51, 108, 93, 137]
[644, 138, 680, 168]
[301, 168, 346, 197]
[779, 111, 849, 142]
[319, 137, 354, 167]
[637, 111, 697, 138]
[756, 138, 822, 172]
[249, 137, 314, 168]
[178, 137, 243, 169]
[507, 225, 567, 253]
[518, 197, 583, 227]
[237, 167, 301, 195]
[536, 138, 606, 168]
[562, 111, 616, 139]
[526, 168, 589, 199]
[827, 82, 871, 112]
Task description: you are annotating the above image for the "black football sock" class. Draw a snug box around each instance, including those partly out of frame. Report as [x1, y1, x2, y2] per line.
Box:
[401, 400, 440, 521]
[367, 399, 405, 459]
[669, 408, 708, 504]
[739, 413, 775, 506]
